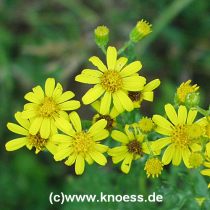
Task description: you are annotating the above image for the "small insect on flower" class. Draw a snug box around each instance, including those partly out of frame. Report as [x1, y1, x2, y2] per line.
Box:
[108, 125, 159, 174]
[5, 112, 57, 154]
[22, 78, 80, 139]
[75, 46, 146, 114]
[144, 157, 163, 178]
[128, 79, 160, 108]
[52, 112, 109, 175]
[152, 104, 202, 168]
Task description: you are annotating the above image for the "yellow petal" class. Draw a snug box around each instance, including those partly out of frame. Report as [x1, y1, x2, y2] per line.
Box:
[59, 100, 80, 111]
[69, 111, 82, 132]
[142, 92, 153, 101]
[14, 112, 30, 129]
[178, 105, 187, 124]
[89, 119, 107, 135]
[89, 151, 107, 165]
[51, 134, 72, 143]
[107, 46, 117, 70]
[124, 125, 134, 140]
[152, 137, 171, 150]
[155, 126, 172, 136]
[32, 85, 44, 101]
[24, 92, 41, 104]
[52, 83, 63, 98]
[121, 153, 133, 174]
[29, 117, 43, 135]
[81, 69, 103, 77]
[45, 78, 55, 97]
[65, 153, 76, 166]
[115, 90, 133, 112]
[82, 85, 105, 104]
[143, 79, 160, 91]
[91, 100, 100, 113]
[165, 104, 178, 125]
[100, 92, 111, 115]
[45, 141, 57, 154]
[75, 155, 85, 175]
[75, 74, 100, 84]
[21, 110, 37, 119]
[172, 147, 182, 166]
[108, 146, 127, 156]
[40, 118, 51, 139]
[89, 56, 107, 72]
[187, 109, 197, 125]
[5, 137, 27, 151]
[182, 148, 191, 168]
[7, 123, 28, 135]
[111, 130, 129, 143]
[55, 117, 75, 136]
[152, 115, 173, 131]
[112, 92, 124, 113]
[112, 151, 128, 164]
[120, 61, 142, 77]
[54, 147, 73, 161]
[93, 129, 109, 141]
[200, 169, 210, 176]
[95, 144, 109, 153]
[56, 91, 75, 104]
[123, 76, 146, 91]
[162, 144, 175, 165]
[115, 57, 128, 71]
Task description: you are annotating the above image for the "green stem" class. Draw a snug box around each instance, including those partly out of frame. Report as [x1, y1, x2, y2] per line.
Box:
[118, 40, 133, 55]
[144, 135, 154, 157]
[99, 46, 106, 55]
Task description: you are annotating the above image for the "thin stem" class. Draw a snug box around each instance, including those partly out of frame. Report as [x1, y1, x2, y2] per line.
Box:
[118, 40, 133, 55]
[144, 135, 154, 157]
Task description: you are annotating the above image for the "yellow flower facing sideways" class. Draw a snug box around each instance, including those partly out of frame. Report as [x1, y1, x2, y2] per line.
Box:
[108, 125, 158, 174]
[152, 104, 202, 168]
[75, 46, 146, 115]
[22, 78, 80, 139]
[5, 112, 57, 154]
[52, 112, 109, 175]
[91, 100, 119, 130]
[128, 79, 160, 108]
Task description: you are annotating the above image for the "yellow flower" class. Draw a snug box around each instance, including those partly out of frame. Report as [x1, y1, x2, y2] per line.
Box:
[5, 112, 57, 154]
[108, 125, 158, 174]
[138, 117, 154, 133]
[144, 157, 163, 178]
[91, 100, 119, 130]
[189, 152, 203, 168]
[197, 116, 210, 139]
[176, 80, 199, 104]
[130, 19, 152, 42]
[128, 79, 160, 108]
[200, 160, 210, 181]
[75, 46, 146, 114]
[53, 112, 109, 175]
[94, 25, 109, 47]
[152, 104, 201, 168]
[22, 78, 80, 139]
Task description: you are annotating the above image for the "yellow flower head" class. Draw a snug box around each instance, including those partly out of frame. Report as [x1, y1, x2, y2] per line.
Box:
[200, 159, 210, 188]
[144, 157, 163, 178]
[91, 100, 119, 130]
[152, 104, 202, 168]
[196, 116, 210, 139]
[176, 80, 199, 104]
[53, 112, 109, 175]
[5, 112, 57, 154]
[22, 78, 80, 139]
[108, 125, 158, 174]
[75, 46, 146, 114]
[138, 117, 154, 133]
[130, 19, 152, 42]
[128, 79, 160, 108]
[189, 152, 203, 168]
[94, 25, 109, 47]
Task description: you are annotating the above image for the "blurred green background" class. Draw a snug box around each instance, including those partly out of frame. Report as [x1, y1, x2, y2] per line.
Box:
[0, 0, 210, 209]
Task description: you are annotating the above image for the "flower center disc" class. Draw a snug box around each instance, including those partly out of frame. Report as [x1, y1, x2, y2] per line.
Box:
[127, 140, 143, 155]
[172, 125, 190, 148]
[39, 97, 57, 117]
[101, 70, 123, 93]
[73, 131, 94, 154]
[128, 91, 141, 102]
[29, 133, 48, 151]
[96, 114, 114, 129]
